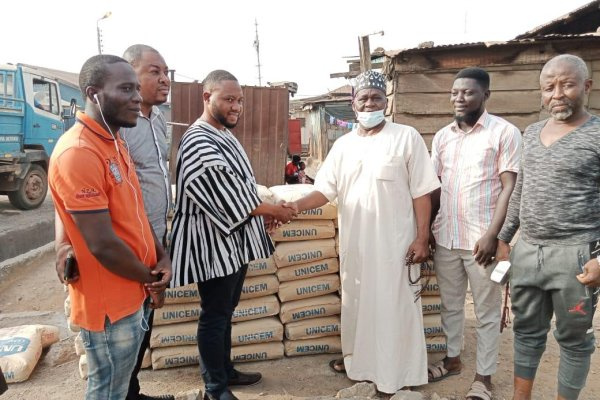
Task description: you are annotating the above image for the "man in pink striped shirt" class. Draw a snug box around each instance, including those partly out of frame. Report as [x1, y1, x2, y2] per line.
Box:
[428, 67, 521, 400]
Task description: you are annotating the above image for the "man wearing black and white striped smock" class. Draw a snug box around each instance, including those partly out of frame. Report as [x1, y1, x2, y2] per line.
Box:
[169, 70, 296, 400]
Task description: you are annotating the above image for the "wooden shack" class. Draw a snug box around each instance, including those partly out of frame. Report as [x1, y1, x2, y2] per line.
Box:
[382, 0, 600, 148]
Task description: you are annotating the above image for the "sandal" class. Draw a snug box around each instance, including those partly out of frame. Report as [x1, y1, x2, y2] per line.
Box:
[466, 380, 492, 400]
[329, 358, 345, 373]
[427, 359, 461, 382]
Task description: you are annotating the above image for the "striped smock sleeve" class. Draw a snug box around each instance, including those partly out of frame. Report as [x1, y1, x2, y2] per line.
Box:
[180, 137, 262, 236]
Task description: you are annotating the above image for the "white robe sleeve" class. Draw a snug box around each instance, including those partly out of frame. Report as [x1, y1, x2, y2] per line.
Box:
[406, 128, 440, 199]
[314, 140, 340, 202]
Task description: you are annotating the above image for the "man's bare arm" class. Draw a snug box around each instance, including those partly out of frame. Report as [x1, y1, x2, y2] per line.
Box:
[407, 193, 432, 263]
[54, 211, 76, 284]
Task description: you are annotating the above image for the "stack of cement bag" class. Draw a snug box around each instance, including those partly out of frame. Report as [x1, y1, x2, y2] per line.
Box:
[65, 293, 151, 379]
[150, 262, 285, 370]
[420, 260, 447, 354]
[268, 184, 343, 358]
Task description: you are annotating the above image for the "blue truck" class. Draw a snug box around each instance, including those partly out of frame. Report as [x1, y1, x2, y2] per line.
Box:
[0, 63, 83, 209]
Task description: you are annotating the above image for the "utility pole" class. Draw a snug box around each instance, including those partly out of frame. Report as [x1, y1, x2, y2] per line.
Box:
[253, 18, 262, 86]
[96, 12, 112, 54]
[358, 30, 384, 72]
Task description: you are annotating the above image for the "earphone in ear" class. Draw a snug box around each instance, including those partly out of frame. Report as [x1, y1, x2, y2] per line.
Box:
[93, 93, 100, 105]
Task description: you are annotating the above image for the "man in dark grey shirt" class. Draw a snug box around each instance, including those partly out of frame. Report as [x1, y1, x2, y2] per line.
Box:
[497, 54, 600, 400]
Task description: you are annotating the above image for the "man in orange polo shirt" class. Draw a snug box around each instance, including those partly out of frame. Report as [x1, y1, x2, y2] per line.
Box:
[49, 54, 171, 400]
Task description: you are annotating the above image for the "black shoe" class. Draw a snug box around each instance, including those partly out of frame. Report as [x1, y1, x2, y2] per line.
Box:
[203, 390, 239, 400]
[138, 394, 175, 400]
[227, 369, 262, 386]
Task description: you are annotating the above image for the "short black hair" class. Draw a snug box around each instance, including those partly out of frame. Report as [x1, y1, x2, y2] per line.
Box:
[122, 44, 160, 67]
[203, 70, 238, 92]
[292, 155, 301, 163]
[455, 67, 490, 90]
[79, 54, 129, 99]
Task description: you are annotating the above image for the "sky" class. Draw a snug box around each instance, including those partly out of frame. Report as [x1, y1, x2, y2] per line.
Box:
[4, 0, 591, 98]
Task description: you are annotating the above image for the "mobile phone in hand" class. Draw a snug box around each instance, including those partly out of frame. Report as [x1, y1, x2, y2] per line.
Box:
[64, 254, 78, 281]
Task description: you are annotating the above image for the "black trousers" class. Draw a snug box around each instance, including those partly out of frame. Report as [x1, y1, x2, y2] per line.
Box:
[197, 265, 248, 397]
[126, 309, 153, 400]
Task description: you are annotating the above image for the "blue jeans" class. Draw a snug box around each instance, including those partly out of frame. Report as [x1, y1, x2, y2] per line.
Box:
[80, 302, 150, 400]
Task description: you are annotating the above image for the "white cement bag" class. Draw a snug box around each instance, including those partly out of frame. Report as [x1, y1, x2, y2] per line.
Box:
[335, 232, 339, 255]
[150, 322, 197, 349]
[36, 325, 59, 348]
[164, 284, 200, 305]
[285, 315, 341, 340]
[426, 336, 447, 353]
[64, 296, 71, 317]
[231, 317, 283, 346]
[423, 314, 444, 337]
[421, 296, 442, 315]
[271, 220, 335, 242]
[74, 333, 85, 356]
[278, 274, 340, 302]
[279, 294, 341, 324]
[79, 354, 88, 380]
[423, 259, 435, 276]
[269, 184, 337, 220]
[230, 342, 284, 363]
[256, 184, 275, 204]
[232, 295, 280, 322]
[247, 256, 277, 277]
[68, 319, 80, 333]
[151, 345, 199, 370]
[240, 275, 279, 300]
[141, 348, 152, 369]
[276, 258, 339, 282]
[0, 325, 43, 383]
[421, 275, 440, 296]
[274, 238, 337, 268]
[153, 302, 200, 326]
[284, 336, 342, 357]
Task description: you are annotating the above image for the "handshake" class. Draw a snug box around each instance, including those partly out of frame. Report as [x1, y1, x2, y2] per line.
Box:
[264, 201, 299, 232]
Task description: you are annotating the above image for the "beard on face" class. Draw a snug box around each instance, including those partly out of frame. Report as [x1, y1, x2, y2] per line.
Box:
[547, 100, 575, 121]
[211, 103, 239, 129]
[454, 108, 481, 125]
[101, 102, 137, 130]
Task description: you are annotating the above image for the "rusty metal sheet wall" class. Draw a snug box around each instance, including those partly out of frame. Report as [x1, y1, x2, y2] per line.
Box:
[170, 82, 289, 187]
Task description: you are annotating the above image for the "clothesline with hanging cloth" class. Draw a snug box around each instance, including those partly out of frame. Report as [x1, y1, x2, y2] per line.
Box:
[324, 110, 357, 130]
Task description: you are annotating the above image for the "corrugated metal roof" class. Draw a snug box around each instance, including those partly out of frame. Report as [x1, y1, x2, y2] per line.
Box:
[515, 0, 600, 39]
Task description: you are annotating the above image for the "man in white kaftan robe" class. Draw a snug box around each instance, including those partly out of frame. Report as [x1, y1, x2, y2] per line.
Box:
[286, 70, 440, 393]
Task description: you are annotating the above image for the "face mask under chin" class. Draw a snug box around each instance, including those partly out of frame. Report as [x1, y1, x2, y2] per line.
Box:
[356, 110, 385, 129]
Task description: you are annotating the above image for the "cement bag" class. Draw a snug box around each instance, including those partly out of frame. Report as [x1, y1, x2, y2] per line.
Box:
[335, 232, 339, 255]
[152, 345, 199, 370]
[37, 325, 59, 348]
[247, 256, 277, 277]
[153, 302, 200, 326]
[277, 258, 339, 282]
[279, 294, 341, 324]
[285, 315, 341, 340]
[274, 238, 337, 268]
[68, 319, 80, 333]
[141, 348, 152, 369]
[271, 220, 335, 242]
[150, 321, 197, 349]
[256, 184, 275, 204]
[421, 296, 442, 315]
[284, 336, 342, 357]
[426, 336, 447, 353]
[421, 275, 440, 296]
[278, 274, 340, 302]
[232, 295, 280, 322]
[79, 354, 88, 380]
[0, 325, 43, 383]
[74, 333, 85, 356]
[64, 296, 71, 317]
[423, 259, 435, 276]
[165, 284, 200, 305]
[240, 275, 279, 300]
[269, 184, 337, 220]
[423, 314, 444, 337]
[231, 342, 284, 363]
[231, 317, 283, 346]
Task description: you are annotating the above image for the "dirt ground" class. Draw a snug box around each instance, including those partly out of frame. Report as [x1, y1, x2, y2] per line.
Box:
[1, 251, 599, 400]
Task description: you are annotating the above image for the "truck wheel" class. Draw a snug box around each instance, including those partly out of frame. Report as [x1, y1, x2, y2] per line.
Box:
[8, 164, 48, 210]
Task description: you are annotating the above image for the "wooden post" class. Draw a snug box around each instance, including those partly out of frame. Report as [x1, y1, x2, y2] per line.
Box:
[358, 35, 371, 72]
